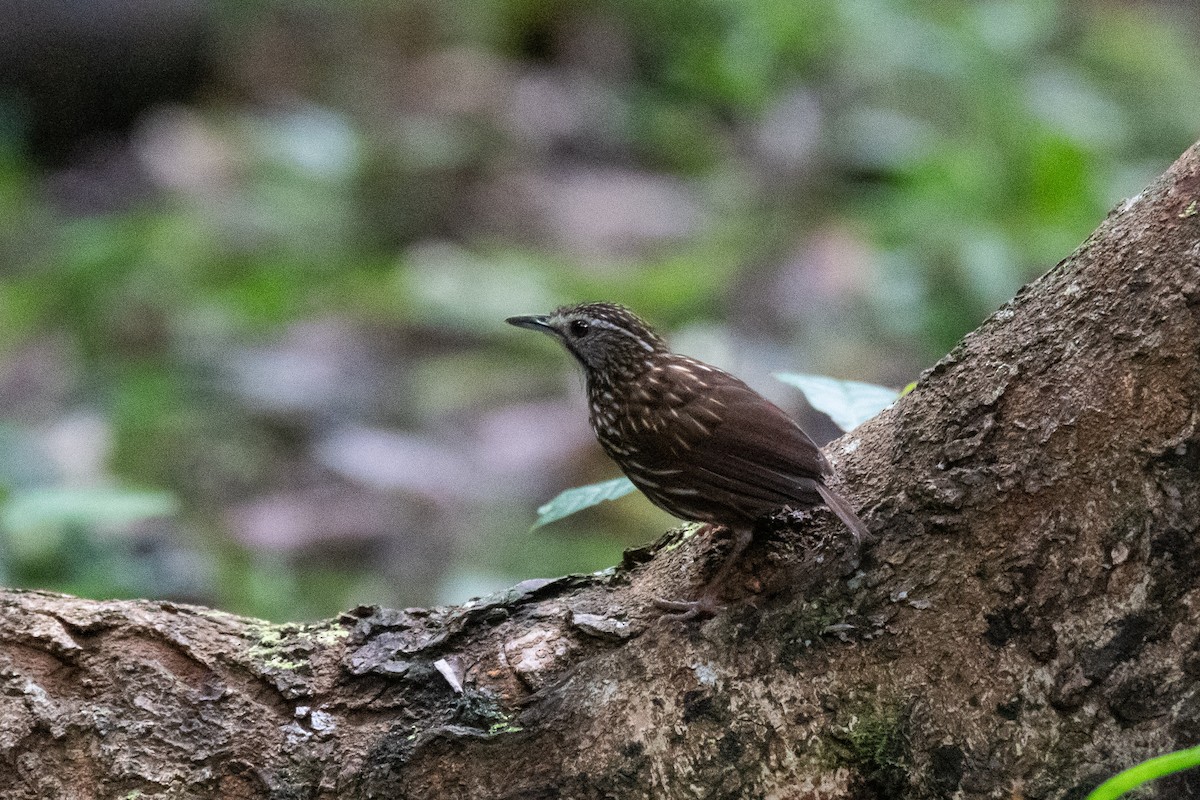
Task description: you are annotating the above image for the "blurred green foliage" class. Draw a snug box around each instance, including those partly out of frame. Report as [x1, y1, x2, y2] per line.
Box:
[1, 0, 1198, 620]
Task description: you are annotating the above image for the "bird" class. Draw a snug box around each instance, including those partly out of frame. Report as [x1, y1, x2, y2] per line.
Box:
[507, 302, 869, 618]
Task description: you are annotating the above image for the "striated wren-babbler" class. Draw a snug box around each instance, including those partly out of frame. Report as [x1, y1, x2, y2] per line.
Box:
[507, 302, 868, 618]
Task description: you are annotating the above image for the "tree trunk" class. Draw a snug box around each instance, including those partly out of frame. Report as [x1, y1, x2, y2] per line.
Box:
[3, 142, 1199, 800]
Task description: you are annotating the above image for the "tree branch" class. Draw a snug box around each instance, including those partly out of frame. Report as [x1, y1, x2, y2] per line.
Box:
[2, 142, 1199, 800]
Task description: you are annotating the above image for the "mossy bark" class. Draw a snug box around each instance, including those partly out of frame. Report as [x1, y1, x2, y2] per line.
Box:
[2, 142, 1199, 799]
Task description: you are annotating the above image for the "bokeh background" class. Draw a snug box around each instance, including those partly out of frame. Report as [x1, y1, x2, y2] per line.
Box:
[1, 0, 1197, 621]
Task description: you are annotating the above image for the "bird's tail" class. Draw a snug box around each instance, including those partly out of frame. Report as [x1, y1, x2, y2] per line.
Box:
[815, 483, 872, 544]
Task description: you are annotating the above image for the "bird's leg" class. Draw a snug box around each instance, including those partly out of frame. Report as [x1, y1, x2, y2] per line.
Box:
[654, 525, 754, 620]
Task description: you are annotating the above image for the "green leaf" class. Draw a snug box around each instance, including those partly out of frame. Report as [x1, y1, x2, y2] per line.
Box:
[773, 373, 900, 432]
[533, 477, 638, 529]
[1087, 745, 1200, 800]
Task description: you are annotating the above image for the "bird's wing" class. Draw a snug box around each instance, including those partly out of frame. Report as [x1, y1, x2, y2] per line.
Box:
[618, 368, 831, 510]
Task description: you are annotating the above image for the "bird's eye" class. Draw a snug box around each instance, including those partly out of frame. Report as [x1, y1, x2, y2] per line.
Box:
[568, 320, 590, 338]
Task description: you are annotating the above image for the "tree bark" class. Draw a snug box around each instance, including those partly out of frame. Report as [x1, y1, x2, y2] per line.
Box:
[3, 142, 1199, 800]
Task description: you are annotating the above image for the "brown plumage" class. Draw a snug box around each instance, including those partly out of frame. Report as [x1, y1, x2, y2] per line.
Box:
[507, 302, 868, 617]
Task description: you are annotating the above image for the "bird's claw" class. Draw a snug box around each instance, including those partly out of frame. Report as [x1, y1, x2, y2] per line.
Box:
[652, 595, 721, 621]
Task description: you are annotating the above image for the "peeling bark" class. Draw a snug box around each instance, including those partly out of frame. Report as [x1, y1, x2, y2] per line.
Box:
[2, 142, 1199, 800]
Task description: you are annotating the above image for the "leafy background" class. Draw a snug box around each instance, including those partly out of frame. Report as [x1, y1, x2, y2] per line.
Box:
[1, 0, 1198, 621]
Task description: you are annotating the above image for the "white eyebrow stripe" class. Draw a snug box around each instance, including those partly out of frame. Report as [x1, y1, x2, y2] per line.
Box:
[591, 319, 656, 352]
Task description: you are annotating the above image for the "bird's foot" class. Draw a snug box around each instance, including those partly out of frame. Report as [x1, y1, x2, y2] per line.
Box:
[652, 594, 722, 621]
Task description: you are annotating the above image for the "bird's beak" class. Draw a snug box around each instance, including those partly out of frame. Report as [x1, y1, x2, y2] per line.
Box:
[506, 314, 556, 335]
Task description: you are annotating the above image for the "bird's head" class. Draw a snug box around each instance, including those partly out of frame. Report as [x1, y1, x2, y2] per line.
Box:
[507, 302, 667, 377]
